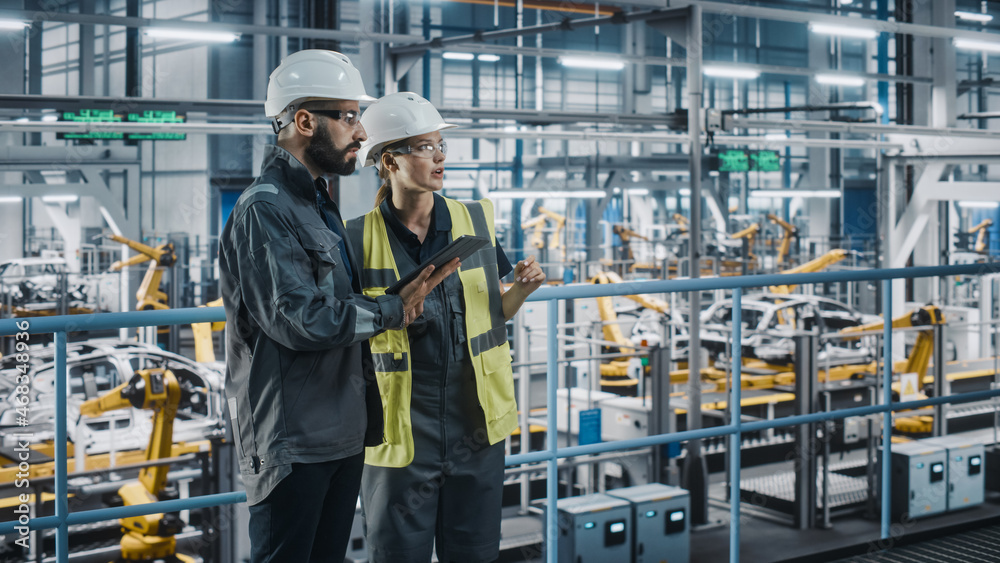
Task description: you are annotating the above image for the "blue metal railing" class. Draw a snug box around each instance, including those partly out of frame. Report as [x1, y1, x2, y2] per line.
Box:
[2, 262, 1000, 562]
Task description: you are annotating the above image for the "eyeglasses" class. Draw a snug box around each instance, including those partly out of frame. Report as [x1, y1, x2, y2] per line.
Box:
[305, 109, 361, 127]
[391, 140, 448, 159]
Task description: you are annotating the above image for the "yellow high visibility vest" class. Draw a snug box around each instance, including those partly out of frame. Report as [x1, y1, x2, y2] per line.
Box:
[349, 197, 517, 468]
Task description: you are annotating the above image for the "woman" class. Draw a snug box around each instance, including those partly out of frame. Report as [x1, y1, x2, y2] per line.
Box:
[347, 92, 545, 563]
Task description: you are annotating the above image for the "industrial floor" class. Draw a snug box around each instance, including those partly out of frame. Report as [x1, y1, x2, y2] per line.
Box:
[696, 493, 1000, 562]
[693, 442, 1000, 563]
[501, 491, 1000, 563]
[827, 522, 1000, 563]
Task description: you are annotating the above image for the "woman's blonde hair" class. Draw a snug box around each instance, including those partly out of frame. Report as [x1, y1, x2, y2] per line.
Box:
[374, 139, 409, 207]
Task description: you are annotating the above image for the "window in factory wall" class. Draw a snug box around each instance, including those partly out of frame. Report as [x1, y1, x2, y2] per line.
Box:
[220, 190, 243, 226]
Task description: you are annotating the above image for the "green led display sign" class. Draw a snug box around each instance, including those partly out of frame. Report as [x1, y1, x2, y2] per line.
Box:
[57, 109, 186, 141]
[717, 150, 749, 172]
[712, 149, 781, 172]
[750, 150, 781, 172]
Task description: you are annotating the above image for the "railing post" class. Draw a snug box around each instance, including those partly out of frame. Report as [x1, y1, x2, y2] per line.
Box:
[793, 333, 818, 530]
[932, 323, 947, 437]
[515, 311, 531, 515]
[730, 287, 742, 563]
[55, 331, 68, 562]
[881, 279, 892, 540]
[546, 300, 559, 563]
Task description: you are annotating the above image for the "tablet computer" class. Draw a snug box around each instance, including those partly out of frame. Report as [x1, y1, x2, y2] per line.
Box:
[384, 234, 491, 295]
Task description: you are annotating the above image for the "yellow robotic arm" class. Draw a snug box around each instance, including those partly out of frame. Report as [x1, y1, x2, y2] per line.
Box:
[673, 213, 689, 233]
[970, 219, 993, 254]
[520, 207, 567, 259]
[612, 224, 649, 262]
[539, 207, 566, 254]
[839, 305, 945, 383]
[589, 271, 671, 381]
[767, 214, 798, 266]
[191, 298, 226, 363]
[520, 214, 548, 250]
[107, 234, 177, 271]
[731, 223, 760, 260]
[105, 234, 177, 312]
[769, 249, 850, 294]
[80, 368, 194, 562]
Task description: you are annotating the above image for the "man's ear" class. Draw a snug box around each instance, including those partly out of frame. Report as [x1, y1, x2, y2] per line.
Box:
[293, 109, 316, 138]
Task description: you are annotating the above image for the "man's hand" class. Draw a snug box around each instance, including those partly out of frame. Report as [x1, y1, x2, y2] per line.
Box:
[512, 255, 546, 294]
[397, 257, 461, 325]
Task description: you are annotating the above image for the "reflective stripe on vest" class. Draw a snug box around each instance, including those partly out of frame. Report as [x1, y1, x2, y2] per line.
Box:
[348, 197, 518, 468]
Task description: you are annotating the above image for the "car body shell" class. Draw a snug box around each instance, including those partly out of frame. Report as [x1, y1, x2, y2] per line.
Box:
[691, 293, 881, 365]
[0, 339, 225, 455]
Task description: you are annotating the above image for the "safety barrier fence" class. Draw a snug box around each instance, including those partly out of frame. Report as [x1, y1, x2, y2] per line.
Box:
[2, 262, 1000, 562]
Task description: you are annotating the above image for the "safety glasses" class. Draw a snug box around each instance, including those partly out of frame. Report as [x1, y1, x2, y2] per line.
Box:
[305, 109, 361, 127]
[391, 140, 448, 159]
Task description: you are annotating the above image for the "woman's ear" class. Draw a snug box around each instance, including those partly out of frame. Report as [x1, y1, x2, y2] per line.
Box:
[381, 152, 396, 171]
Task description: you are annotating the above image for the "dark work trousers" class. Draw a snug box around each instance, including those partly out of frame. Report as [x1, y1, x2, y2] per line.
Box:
[248, 453, 364, 563]
[361, 274, 505, 563]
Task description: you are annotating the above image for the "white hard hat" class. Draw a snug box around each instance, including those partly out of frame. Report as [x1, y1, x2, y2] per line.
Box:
[265, 49, 375, 131]
[357, 92, 457, 168]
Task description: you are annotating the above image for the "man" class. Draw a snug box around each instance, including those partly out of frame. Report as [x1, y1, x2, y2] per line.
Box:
[218, 50, 457, 563]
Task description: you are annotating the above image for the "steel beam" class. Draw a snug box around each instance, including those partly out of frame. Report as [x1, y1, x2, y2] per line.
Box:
[0, 8, 422, 44]
[731, 115, 1000, 141]
[682, 3, 710, 527]
[399, 42, 932, 85]
[671, 0, 1000, 44]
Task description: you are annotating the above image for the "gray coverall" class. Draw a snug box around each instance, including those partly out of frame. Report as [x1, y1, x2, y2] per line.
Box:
[354, 194, 512, 563]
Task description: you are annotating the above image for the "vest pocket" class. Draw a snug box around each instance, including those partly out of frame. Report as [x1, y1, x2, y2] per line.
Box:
[371, 327, 410, 446]
[374, 359, 408, 445]
[479, 344, 516, 422]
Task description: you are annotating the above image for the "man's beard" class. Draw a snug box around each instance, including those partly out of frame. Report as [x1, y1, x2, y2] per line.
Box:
[306, 119, 360, 176]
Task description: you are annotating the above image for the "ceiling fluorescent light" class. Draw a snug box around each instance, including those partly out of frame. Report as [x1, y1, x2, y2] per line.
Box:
[442, 52, 475, 61]
[41, 195, 79, 203]
[703, 66, 760, 79]
[144, 28, 241, 43]
[752, 189, 840, 199]
[0, 196, 22, 203]
[0, 19, 29, 30]
[958, 201, 1000, 209]
[815, 74, 866, 87]
[477, 54, 500, 62]
[809, 23, 877, 39]
[954, 38, 1000, 53]
[559, 56, 625, 71]
[956, 11, 993, 23]
[626, 188, 650, 196]
[679, 188, 692, 196]
[488, 189, 606, 199]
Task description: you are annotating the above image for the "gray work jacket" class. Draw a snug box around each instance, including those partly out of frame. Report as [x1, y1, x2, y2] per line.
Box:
[219, 145, 403, 505]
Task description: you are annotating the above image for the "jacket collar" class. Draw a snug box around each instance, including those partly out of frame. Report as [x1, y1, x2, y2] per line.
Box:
[260, 144, 322, 201]
[378, 192, 452, 236]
